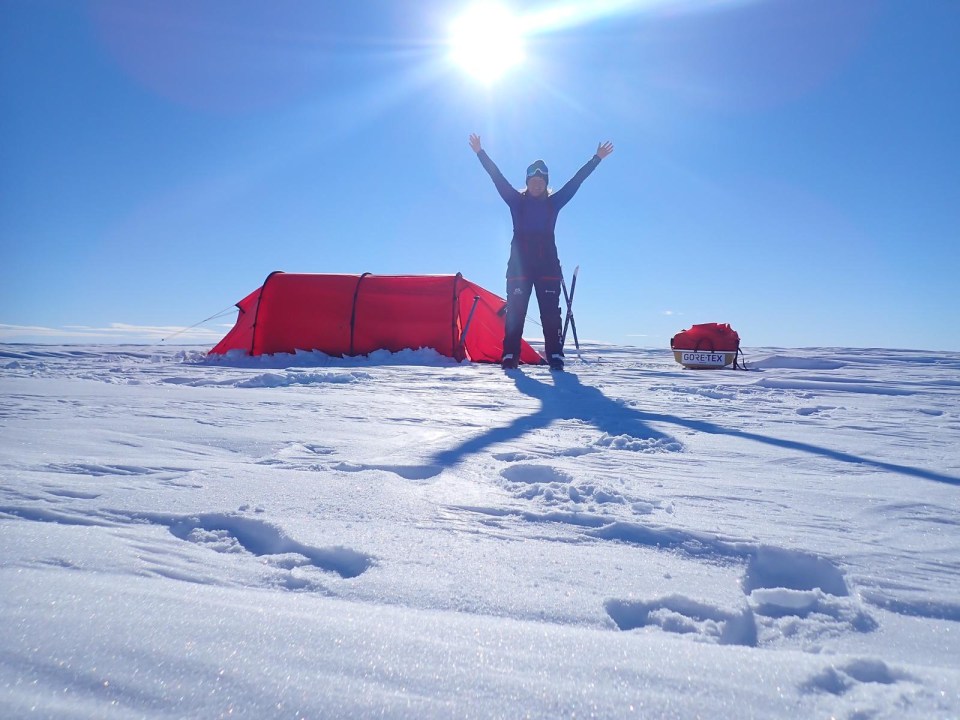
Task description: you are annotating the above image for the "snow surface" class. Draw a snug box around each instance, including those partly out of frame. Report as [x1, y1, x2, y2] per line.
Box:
[1, 343, 959, 719]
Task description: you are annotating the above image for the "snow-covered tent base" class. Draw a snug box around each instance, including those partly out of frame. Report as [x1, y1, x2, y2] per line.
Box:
[210, 272, 544, 364]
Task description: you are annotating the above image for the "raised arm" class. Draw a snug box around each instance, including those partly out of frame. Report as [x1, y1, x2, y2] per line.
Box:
[550, 141, 614, 210]
[469, 134, 520, 206]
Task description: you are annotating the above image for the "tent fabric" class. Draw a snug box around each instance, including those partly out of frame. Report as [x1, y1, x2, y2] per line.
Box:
[210, 272, 544, 364]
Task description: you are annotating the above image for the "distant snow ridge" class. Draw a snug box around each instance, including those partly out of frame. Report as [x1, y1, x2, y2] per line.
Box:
[752, 355, 847, 370]
[754, 377, 915, 396]
[236, 371, 372, 388]
[162, 370, 373, 388]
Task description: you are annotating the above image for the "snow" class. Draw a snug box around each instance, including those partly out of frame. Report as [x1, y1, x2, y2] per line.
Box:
[1, 342, 959, 718]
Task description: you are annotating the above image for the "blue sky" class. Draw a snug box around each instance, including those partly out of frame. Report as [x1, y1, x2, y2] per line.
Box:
[2, 0, 958, 350]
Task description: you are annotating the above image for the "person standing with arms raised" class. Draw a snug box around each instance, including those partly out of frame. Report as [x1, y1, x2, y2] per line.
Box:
[469, 134, 613, 370]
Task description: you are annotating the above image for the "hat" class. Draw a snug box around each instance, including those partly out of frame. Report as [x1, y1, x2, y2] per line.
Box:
[526, 159, 548, 183]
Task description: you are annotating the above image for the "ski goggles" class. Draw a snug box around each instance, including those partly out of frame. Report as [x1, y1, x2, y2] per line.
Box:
[526, 161, 548, 178]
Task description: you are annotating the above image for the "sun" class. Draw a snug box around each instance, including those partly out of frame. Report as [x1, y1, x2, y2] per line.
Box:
[449, 3, 525, 84]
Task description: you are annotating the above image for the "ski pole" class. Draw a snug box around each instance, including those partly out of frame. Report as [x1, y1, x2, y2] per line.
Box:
[561, 265, 579, 348]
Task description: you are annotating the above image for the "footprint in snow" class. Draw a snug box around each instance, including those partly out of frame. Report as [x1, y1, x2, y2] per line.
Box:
[800, 658, 914, 697]
[594, 433, 683, 454]
[492, 451, 538, 462]
[256, 441, 337, 470]
[601, 530, 876, 648]
[141, 512, 374, 579]
[744, 546, 878, 644]
[743, 545, 849, 596]
[605, 595, 758, 647]
[500, 464, 632, 509]
[334, 461, 443, 480]
[500, 464, 572, 484]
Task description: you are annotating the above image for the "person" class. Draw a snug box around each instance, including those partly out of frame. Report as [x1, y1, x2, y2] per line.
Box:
[469, 133, 613, 370]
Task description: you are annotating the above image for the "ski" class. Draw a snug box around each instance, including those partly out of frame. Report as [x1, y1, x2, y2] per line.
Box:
[560, 266, 583, 361]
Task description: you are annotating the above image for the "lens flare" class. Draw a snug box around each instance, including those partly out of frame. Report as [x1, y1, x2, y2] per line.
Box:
[449, 3, 525, 84]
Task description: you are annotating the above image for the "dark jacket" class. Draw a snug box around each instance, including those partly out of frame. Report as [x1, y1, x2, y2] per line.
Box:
[477, 149, 601, 278]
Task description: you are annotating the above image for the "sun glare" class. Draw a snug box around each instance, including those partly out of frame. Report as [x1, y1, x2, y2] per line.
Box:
[449, 3, 525, 84]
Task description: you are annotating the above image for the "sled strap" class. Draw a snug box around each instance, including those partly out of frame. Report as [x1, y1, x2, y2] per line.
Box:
[733, 345, 749, 370]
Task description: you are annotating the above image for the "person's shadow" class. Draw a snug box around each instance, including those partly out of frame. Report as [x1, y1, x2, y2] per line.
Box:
[429, 370, 960, 486]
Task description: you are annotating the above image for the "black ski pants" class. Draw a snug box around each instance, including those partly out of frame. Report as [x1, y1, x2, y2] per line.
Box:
[503, 276, 563, 363]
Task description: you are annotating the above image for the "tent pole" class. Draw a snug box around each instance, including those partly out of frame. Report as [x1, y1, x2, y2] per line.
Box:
[457, 295, 481, 358]
[349, 272, 371, 356]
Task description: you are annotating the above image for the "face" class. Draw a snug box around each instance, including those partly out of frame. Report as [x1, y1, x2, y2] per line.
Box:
[526, 175, 547, 197]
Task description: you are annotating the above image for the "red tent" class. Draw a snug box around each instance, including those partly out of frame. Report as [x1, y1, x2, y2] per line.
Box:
[209, 272, 544, 364]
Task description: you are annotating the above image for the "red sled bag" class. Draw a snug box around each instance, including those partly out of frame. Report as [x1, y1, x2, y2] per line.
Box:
[670, 323, 746, 369]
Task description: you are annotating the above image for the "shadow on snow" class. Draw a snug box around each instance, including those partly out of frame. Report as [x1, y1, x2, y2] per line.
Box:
[429, 371, 960, 487]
